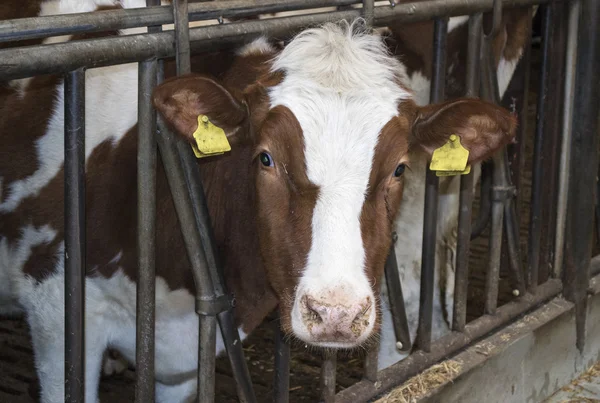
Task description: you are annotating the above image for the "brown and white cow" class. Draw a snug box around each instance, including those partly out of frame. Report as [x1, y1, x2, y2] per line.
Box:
[0, 1, 519, 401]
[254, 1, 533, 368]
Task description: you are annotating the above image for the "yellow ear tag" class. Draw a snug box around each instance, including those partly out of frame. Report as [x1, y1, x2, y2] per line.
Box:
[429, 134, 471, 177]
[190, 115, 231, 159]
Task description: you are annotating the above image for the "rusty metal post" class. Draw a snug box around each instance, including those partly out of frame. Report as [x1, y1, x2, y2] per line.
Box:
[563, 0, 600, 352]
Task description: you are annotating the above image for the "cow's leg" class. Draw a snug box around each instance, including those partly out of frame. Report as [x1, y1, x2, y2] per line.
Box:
[22, 273, 107, 403]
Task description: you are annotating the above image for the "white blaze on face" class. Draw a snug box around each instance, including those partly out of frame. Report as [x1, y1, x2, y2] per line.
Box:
[267, 22, 412, 346]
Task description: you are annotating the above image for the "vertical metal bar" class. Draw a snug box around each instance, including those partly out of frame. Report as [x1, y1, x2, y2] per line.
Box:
[173, 0, 191, 75]
[135, 2, 160, 400]
[537, 2, 567, 284]
[64, 68, 86, 403]
[362, 347, 379, 383]
[320, 351, 337, 402]
[527, 4, 552, 293]
[273, 312, 290, 403]
[453, 13, 482, 332]
[217, 311, 256, 403]
[383, 236, 411, 353]
[416, 16, 447, 353]
[554, 0, 580, 278]
[479, 0, 506, 315]
[171, 2, 217, 402]
[471, 163, 492, 240]
[168, 2, 256, 402]
[198, 314, 218, 403]
[485, 166, 504, 314]
[135, 59, 158, 403]
[362, 0, 374, 27]
[154, 118, 219, 402]
[564, 0, 600, 352]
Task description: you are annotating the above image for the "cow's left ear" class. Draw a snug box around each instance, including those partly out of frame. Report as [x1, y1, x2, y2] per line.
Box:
[410, 98, 517, 163]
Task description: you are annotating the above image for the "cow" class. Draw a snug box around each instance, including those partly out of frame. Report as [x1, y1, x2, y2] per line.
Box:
[0, 1, 521, 402]
[246, 1, 533, 368]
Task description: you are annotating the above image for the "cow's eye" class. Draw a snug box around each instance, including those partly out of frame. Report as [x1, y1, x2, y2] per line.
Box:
[393, 163, 406, 177]
[259, 152, 274, 167]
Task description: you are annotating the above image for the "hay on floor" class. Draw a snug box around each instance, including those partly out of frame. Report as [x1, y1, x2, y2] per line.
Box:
[375, 360, 462, 403]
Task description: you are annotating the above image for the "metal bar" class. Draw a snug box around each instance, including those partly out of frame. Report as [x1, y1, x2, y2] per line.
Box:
[384, 237, 411, 353]
[528, 4, 552, 292]
[321, 350, 337, 402]
[362, 347, 378, 383]
[453, 13, 482, 332]
[64, 68, 86, 403]
[415, 16, 447, 353]
[135, 58, 158, 403]
[504, 196, 526, 296]
[217, 310, 256, 403]
[154, 117, 220, 401]
[362, 0, 374, 26]
[498, 7, 534, 296]
[273, 313, 290, 403]
[0, 0, 360, 43]
[485, 178, 504, 315]
[174, 0, 191, 75]
[168, 0, 256, 403]
[0, 0, 561, 81]
[590, 255, 600, 277]
[553, 0, 580, 278]
[171, 3, 217, 403]
[134, 5, 161, 402]
[563, 0, 600, 352]
[335, 279, 563, 402]
[198, 314, 218, 403]
[538, 2, 567, 284]
[479, 1, 513, 314]
[471, 162, 492, 240]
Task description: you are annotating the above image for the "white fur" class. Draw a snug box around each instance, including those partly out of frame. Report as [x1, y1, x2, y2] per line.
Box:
[448, 16, 470, 32]
[13, 247, 247, 403]
[268, 21, 411, 347]
[236, 37, 276, 57]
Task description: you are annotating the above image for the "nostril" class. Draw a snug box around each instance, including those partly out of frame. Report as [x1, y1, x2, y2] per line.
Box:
[303, 296, 325, 324]
[352, 299, 372, 325]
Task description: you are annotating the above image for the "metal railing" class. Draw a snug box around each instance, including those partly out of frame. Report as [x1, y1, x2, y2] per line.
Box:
[1, 0, 599, 402]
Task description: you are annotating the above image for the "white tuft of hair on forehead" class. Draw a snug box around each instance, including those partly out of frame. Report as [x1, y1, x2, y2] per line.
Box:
[272, 19, 410, 97]
[269, 20, 412, 341]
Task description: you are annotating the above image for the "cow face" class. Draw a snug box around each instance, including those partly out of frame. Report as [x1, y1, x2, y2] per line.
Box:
[153, 21, 516, 349]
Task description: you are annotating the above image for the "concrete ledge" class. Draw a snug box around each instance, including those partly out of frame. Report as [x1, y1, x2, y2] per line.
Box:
[381, 279, 600, 403]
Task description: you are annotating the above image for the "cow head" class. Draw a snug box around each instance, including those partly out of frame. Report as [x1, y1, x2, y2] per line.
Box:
[153, 20, 516, 349]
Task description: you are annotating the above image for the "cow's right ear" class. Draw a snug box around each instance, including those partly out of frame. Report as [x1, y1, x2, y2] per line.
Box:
[152, 74, 248, 144]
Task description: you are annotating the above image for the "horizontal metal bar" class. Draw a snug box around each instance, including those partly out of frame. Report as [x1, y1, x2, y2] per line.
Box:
[0, 0, 557, 81]
[0, 0, 358, 43]
[335, 279, 563, 402]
